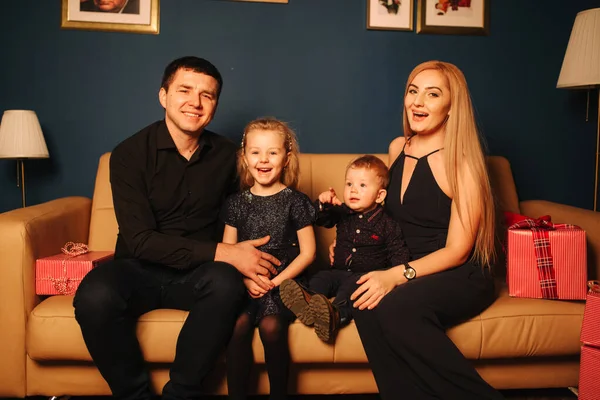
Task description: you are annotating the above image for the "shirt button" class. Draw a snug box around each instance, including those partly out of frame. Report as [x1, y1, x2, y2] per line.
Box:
[359, 215, 363, 219]
[352, 248, 357, 253]
[356, 229, 360, 234]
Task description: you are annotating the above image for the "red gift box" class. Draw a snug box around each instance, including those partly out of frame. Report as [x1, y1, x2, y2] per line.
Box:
[579, 344, 600, 400]
[36, 243, 113, 295]
[581, 281, 600, 348]
[506, 217, 587, 300]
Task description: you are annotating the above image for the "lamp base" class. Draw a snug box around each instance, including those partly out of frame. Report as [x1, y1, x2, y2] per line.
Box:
[595, 89, 600, 212]
[16, 159, 26, 208]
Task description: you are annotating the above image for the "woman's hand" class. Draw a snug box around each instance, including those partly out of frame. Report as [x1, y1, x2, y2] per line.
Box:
[243, 276, 271, 299]
[350, 269, 403, 310]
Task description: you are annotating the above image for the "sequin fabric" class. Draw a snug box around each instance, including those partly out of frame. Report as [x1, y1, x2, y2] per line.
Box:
[221, 187, 317, 323]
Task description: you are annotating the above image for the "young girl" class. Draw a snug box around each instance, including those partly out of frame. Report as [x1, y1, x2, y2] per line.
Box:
[222, 118, 316, 400]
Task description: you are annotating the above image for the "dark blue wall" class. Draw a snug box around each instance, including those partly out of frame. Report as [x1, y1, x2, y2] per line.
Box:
[1, 0, 599, 213]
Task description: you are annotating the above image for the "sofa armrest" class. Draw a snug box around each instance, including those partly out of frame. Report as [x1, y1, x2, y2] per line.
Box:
[520, 200, 600, 280]
[0, 196, 91, 397]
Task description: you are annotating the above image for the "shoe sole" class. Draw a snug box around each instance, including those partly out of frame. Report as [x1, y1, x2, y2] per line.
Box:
[311, 294, 333, 343]
[280, 279, 314, 326]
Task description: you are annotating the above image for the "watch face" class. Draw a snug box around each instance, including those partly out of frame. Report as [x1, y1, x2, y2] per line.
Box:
[404, 267, 416, 280]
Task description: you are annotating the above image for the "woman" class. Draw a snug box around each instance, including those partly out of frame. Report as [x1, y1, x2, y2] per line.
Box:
[348, 61, 504, 399]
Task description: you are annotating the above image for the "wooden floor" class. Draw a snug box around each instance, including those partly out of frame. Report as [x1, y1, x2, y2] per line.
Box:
[204, 388, 579, 399]
[7, 388, 579, 400]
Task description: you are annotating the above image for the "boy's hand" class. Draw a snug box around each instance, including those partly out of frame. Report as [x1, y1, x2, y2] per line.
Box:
[318, 187, 343, 206]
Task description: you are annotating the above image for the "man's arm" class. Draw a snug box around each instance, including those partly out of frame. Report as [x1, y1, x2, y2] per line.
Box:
[221, 225, 276, 292]
[215, 238, 278, 287]
[110, 146, 217, 269]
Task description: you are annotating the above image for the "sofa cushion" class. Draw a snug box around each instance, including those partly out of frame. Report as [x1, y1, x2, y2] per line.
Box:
[87, 153, 522, 264]
[27, 285, 584, 363]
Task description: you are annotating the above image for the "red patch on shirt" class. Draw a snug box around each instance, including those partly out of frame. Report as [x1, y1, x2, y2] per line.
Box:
[371, 234, 380, 240]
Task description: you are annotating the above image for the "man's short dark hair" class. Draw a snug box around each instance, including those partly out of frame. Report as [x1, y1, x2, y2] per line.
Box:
[160, 56, 223, 99]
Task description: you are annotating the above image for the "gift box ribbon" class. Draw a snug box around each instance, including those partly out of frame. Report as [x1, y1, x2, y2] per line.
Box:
[48, 242, 89, 295]
[509, 217, 576, 299]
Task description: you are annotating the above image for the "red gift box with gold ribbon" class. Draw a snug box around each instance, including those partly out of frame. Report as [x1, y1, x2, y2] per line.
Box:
[35, 242, 113, 296]
[506, 216, 587, 300]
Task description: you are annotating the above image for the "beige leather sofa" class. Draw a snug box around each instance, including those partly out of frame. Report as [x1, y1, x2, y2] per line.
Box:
[1, 153, 597, 397]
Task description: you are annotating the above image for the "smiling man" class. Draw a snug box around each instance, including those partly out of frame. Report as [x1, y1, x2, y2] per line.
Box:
[73, 57, 281, 400]
[80, 0, 140, 14]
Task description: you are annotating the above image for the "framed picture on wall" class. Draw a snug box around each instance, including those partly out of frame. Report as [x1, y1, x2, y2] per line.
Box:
[417, 0, 489, 35]
[229, 0, 288, 3]
[367, 0, 414, 31]
[61, 0, 160, 35]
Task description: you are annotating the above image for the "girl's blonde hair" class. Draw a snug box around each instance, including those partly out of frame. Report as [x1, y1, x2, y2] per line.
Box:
[238, 118, 301, 190]
[403, 61, 495, 267]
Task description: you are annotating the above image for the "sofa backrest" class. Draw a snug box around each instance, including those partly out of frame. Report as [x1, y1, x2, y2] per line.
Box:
[88, 153, 520, 266]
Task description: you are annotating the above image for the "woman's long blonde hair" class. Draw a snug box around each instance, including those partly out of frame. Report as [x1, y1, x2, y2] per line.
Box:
[238, 118, 301, 190]
[403, 61, 495, 267]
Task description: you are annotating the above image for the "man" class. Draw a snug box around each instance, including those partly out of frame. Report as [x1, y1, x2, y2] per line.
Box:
[80, 0, 140, 14]
[73, 56, 279, 400]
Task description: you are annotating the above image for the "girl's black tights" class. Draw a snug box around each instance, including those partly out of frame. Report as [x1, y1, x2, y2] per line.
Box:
[226, 312, 291, 400]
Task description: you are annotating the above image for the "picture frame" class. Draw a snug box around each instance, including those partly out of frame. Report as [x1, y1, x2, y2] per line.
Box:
[229, 0, 288, 3]
[367, 0, 414, 32]
[416, 0, 489, 35]
[61, 0, 160, 35]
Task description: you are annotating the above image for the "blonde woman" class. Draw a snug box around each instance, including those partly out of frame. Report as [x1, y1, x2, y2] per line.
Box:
[347, 61, 503, 399]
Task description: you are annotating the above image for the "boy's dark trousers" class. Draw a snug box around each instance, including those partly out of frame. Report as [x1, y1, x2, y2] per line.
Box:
[308, 268, 362, 325]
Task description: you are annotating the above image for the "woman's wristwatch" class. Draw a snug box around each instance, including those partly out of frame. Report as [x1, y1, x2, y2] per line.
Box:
[403, 263, 417, 281]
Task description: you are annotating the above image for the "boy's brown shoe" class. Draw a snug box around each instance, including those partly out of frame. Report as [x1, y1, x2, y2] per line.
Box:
[310, 294, 341, 343]
[280, 279, 315, 326]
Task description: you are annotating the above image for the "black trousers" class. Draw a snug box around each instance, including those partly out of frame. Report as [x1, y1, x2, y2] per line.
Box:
[353, 262, 504, 400]
[308, 269, 362, 324]
[73, 258, 246, 400]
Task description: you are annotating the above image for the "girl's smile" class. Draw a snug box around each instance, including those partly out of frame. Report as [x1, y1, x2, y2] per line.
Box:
[243, 129, 290, 195]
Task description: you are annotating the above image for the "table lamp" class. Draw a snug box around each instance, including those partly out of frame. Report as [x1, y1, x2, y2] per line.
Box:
[0, 110, 50, 208]
[557, 8, 600, 210]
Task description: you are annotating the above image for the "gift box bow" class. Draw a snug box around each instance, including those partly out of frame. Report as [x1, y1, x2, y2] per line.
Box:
[508, 216, 579, 299]
[508, 215, 576, 231]
[47, 242, 89, 295]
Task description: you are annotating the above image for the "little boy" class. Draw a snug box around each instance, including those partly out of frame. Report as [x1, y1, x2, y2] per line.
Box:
[280, 155, 410, 342]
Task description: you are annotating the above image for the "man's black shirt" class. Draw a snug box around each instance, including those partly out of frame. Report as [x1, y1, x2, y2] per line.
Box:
[109, 120, 238, 269]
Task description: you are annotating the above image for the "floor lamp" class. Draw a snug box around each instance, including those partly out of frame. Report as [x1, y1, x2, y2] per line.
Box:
[0, 110, 50, 208]
[557, 7, 600, 211]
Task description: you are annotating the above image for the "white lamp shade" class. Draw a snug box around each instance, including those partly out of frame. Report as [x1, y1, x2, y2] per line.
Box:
[0, 110, 49, 159]
[557, 8, 600, 89]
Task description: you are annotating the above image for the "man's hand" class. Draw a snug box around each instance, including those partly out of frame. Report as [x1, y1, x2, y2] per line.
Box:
[215, 236, 280, 291]
[318, 188, 343, 206]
